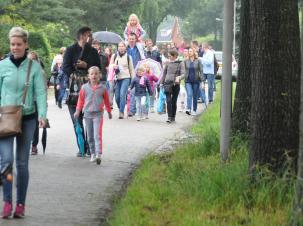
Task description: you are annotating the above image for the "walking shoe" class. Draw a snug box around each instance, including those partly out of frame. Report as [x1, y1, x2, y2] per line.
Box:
[128, 112, 133, 117]
[58, 102, 62, 109]
[150, 108, 155, 113]
[118, 112, 124, 119]
[136, 117, 141, 121]
[90, 155, 96, 162]
[96, 157, 101, 165]
[144, 115, 149, 119]
[31, 146, 38, 155]
[76, 152, 83, 157]
[166, 118, 172, 123]
[185, 109, 191, 115]
[2, 201, 12, 219]
[13, 204, 25, 218]
[191, 111, 197, 116]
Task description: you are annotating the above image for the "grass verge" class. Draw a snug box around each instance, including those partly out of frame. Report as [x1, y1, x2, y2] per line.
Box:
[107, 87, 294, 226]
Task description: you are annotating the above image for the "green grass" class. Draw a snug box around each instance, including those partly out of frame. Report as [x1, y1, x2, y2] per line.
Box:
[107, 87, 294, 226]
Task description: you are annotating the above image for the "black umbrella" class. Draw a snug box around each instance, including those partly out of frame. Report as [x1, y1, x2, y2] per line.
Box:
[41, 119, 50, 154]
[93, 31, 123, 44]
[42, 128, 47, 154]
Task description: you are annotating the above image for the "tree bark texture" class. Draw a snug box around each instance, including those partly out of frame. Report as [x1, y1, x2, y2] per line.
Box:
[249, 0, 300, 173]
[292, 2, 303, 225]
[232, 0, 251, 137]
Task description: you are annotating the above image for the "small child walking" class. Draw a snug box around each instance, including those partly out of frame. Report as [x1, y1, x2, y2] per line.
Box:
[74, 66, 112, 165]
[129, 66, 152, 121]
[144, 65, 159, 113]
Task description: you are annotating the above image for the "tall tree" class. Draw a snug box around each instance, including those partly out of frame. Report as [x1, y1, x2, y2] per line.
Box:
[292, 1, 303, 225]
[249, 0, 301, 173]
[141, 0, 170, 43]
[182, 0, 223, 42]
[232, 0, 251, 137]
[140, 0, 196, 43]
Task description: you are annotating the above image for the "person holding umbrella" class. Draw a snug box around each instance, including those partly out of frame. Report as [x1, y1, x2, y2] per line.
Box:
[62, 26, 101, 157]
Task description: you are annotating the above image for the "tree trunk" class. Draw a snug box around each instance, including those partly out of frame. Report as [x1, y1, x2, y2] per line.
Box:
[148, 22, 159, 44]
[232, 0, 251, 137]
[292, 2, 303, 225]
[249, 0, 300, 173]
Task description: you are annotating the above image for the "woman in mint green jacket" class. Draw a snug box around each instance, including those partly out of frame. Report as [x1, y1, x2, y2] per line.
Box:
[0, 27, 47, 219]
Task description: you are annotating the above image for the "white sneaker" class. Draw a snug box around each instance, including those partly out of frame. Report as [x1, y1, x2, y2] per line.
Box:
[90, 155, 96, 162]
[191, 111, 197, 116]
[150, 108, 155, 113]
[137, 117, 141, 121]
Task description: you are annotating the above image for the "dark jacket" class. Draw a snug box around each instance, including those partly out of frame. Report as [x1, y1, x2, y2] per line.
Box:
[63, 42, 101, 77]
[183, 59, 204, 82]
[127, 45, 142, 68]
[99, 52, 108, 82]
[145, 49, 162, 65]
[130, 76, 152, 97]
[160, 60, 185, 84]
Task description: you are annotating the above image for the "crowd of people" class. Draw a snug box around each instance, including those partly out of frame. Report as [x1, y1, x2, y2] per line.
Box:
[0, 13, 218, 219]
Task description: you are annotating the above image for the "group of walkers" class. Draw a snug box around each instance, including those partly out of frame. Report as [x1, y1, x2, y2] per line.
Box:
[0, 12, 217, 220]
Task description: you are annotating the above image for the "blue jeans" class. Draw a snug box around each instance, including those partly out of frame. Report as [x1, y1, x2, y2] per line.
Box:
[205, 74, 215, 102]
[185, 82, 200, 112]
[0, 118, 36, 205]
[129, 89, 136, 115]
[115, 78, 130, 113]
[135, 96, 147, 118]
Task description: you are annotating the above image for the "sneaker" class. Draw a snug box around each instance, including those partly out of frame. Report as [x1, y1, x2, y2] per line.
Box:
[90, 155, 96, 162]
[150, 108, 155, 113]
[118, 112, 124, 119]
[128, 112, 133, 117]
[31, 146, 38, 155]
[13, 204, 25, 218]
[96, 157, 101, 165]
[144, 115, 149, 119]
[185, 109, 191, 115]
[58, 102, 62, 109]
[166, 118, 172, 123]
[191, 111, 197, 116]
[2, 201, 12, 219]
[76, 152, 83, 157]
[136, 117, 141, 121]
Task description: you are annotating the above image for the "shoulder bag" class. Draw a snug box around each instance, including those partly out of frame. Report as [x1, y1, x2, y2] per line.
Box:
[0, 59, 32, 138]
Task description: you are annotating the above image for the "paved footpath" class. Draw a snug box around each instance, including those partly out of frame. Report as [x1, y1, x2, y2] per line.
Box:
[0, 97, 204, 226]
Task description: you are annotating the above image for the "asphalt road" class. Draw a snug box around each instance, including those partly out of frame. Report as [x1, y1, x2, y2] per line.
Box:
[0, 95, 205, 226]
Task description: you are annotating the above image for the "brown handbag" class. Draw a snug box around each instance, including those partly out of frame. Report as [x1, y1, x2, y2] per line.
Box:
[0, 60, 32, 138]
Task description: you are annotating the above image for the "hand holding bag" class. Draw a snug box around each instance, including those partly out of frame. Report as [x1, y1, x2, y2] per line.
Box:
[0, 60, 32, 138]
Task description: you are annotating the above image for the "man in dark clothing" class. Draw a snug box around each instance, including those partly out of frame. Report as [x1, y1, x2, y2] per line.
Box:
[92, 39, 108, 82]
[127, 33, 145, 117]
[144, 39, 162, 65]
[62, 26, 101, 157]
